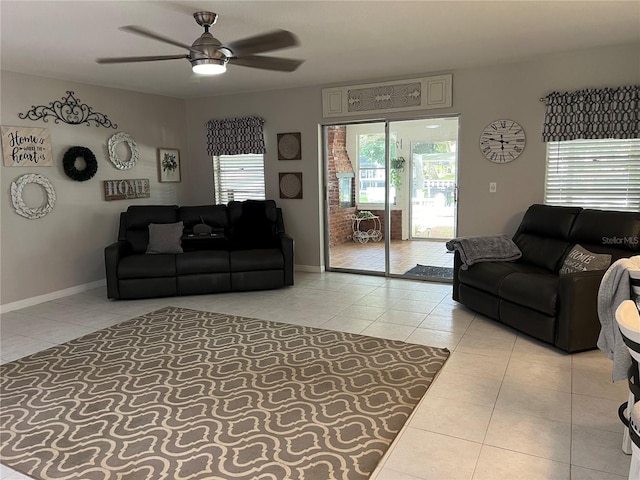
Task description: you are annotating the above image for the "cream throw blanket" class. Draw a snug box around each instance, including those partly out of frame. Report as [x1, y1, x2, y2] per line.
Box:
[597, 255, 640, 382]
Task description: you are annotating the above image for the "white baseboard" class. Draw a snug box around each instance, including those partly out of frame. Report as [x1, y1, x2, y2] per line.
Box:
[0, 279, 107, 314]
[295, 264, 324, 273]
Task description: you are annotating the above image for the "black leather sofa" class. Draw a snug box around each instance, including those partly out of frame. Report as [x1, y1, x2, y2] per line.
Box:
[105, 199, 294, 300]
[453, 204, 640, 352]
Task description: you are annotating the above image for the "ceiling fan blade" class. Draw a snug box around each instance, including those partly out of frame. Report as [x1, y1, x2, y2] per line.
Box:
[120, 25, 202, 53]
[96, 54, 190, 64]
[229, 55, 304, 72]
[223, 29, 298, 56]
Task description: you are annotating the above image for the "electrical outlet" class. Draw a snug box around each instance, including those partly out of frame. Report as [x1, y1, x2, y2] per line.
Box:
[489, 182, 497, 193]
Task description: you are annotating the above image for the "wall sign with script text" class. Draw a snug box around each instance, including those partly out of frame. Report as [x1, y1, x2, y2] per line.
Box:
[103, 179, 150, 201]
[1, 126, 53, 166]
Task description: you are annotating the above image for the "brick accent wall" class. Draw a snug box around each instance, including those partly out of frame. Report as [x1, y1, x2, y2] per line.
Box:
[327, 126, 356, 247]
[370, 210, 403, 240]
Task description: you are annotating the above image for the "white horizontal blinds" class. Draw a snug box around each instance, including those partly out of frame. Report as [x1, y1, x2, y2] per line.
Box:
[213, 154, 265, 204]
[545, 139, 640, 212]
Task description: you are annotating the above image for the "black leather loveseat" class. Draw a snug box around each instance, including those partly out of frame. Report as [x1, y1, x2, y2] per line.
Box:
[105, 199, 294, 300]
[453, 204, 640, 352]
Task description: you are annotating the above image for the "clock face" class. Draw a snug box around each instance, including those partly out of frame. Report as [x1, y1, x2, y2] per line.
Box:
[480, 120, 526, 163]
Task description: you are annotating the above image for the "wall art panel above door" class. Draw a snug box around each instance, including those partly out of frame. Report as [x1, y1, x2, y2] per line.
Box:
[322, 74, 452, 118]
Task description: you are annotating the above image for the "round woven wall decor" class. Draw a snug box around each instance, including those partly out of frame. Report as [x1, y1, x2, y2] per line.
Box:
[108, 132, 138, 170]
[11, 173, 56, 219]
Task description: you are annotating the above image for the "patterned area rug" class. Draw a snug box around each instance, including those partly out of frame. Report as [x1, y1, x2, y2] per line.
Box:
[0, 307, 449, 480]
[404, 264, 454, 280]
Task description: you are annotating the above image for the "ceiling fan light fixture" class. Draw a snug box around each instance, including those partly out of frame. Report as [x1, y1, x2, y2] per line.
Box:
[191, 58, 227, 75]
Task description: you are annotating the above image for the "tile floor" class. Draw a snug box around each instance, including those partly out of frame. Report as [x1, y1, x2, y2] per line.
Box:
[0, 271, 632, 480]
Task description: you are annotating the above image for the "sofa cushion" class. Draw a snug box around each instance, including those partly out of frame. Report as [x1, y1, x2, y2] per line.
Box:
[512, 204, 582, 272]
[559, 244, 612, 274]
[570, 209, 640, 253]
[513, 234, 571, 272]
[230, 249, 283, 272]
[498, 272, 559, 316]
[515, 204, 582, 239]
[229, 200, 279, 248]
[124, 205, 179, 253]
[178, 205, 229, 233]
[176, 251, 230, 275]
[118, 254, 176, 279]
[146, 222, 184, 254]
[457, 262, 522, 295]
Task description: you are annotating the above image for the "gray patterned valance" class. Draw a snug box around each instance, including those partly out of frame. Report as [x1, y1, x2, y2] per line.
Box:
[541, 85, 639, 142]
[206, 116, 265, 156]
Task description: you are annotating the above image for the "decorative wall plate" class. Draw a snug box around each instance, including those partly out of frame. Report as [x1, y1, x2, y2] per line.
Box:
[108, 132, 139, 170]
[277, 132, 301, 160]
[11, 173, 56, 219]
[279, 172, 303, 199]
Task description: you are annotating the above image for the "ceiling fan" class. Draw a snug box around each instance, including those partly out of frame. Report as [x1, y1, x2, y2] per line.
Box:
[96, 11, 304, 75]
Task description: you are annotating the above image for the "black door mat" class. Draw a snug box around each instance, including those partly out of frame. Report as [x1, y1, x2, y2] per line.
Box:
[404, 264, 454, 280]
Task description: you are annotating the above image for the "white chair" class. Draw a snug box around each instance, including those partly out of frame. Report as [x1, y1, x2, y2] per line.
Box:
[615, 299, 640, 480]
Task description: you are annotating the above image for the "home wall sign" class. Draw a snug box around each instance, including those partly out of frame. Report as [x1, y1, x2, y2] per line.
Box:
[322, 74, 452, 118]
[18, 91, 118, 129]
[108, 132, 139, 170]
[103, 178, 150, 201]
[1, 126, 53, 167]
[11, 173, 56, 219]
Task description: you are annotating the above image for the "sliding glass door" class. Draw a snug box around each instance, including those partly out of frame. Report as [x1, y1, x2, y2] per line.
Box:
[324, 116, 458, 280]
[324, 121, 388, 274]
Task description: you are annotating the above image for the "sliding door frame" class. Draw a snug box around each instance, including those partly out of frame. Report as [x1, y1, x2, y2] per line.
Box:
[322, 113, 460, 278]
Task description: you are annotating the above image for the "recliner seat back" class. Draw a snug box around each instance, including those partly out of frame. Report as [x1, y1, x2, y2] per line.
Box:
[512, 204, 581, 272]
[120, 205, 179, 253]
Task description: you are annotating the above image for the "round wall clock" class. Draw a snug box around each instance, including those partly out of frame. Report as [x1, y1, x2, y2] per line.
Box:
[479, 119, 526, 163]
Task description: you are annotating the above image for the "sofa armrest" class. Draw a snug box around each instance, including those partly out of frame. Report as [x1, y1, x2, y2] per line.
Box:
[555, 269, 607, 352]
[452, 250, 463, 301]
[105, 240, 131, 299]
[278, 232, 294, 286]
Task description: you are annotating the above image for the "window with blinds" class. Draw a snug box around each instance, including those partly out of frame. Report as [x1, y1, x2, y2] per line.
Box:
[213, 154, 265, 204]
[544, 139, 640, 212]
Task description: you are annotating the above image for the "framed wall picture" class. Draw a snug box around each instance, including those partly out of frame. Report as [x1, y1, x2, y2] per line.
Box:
[158, 148, 181, 183]
[277, 132, 301, 160]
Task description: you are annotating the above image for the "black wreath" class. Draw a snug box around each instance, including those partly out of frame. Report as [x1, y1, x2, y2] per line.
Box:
[63, 146, 98, 182]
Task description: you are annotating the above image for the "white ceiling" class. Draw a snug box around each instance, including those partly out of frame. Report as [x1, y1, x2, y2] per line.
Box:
[1, 1, 639, 99]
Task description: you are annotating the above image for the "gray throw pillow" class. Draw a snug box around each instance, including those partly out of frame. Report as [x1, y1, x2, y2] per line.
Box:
[559, 244, 611, 274]
[146, 221, 184, 254]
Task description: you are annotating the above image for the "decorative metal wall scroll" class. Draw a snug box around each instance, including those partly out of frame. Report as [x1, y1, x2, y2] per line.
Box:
[103, 178, 150, 201]
[11, 173, 56, 219]
[322, 74, 452, 118]
[108, 132, 139, 170]
[1, 126, 53, 166]
[18, 91, 118, 129]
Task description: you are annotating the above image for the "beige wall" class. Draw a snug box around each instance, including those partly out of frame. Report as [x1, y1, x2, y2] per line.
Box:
[2, 42, 638, 307]
[185, 43, 640, 269]
[0, 72, 187, 307]
[184, 87, 325, 269]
